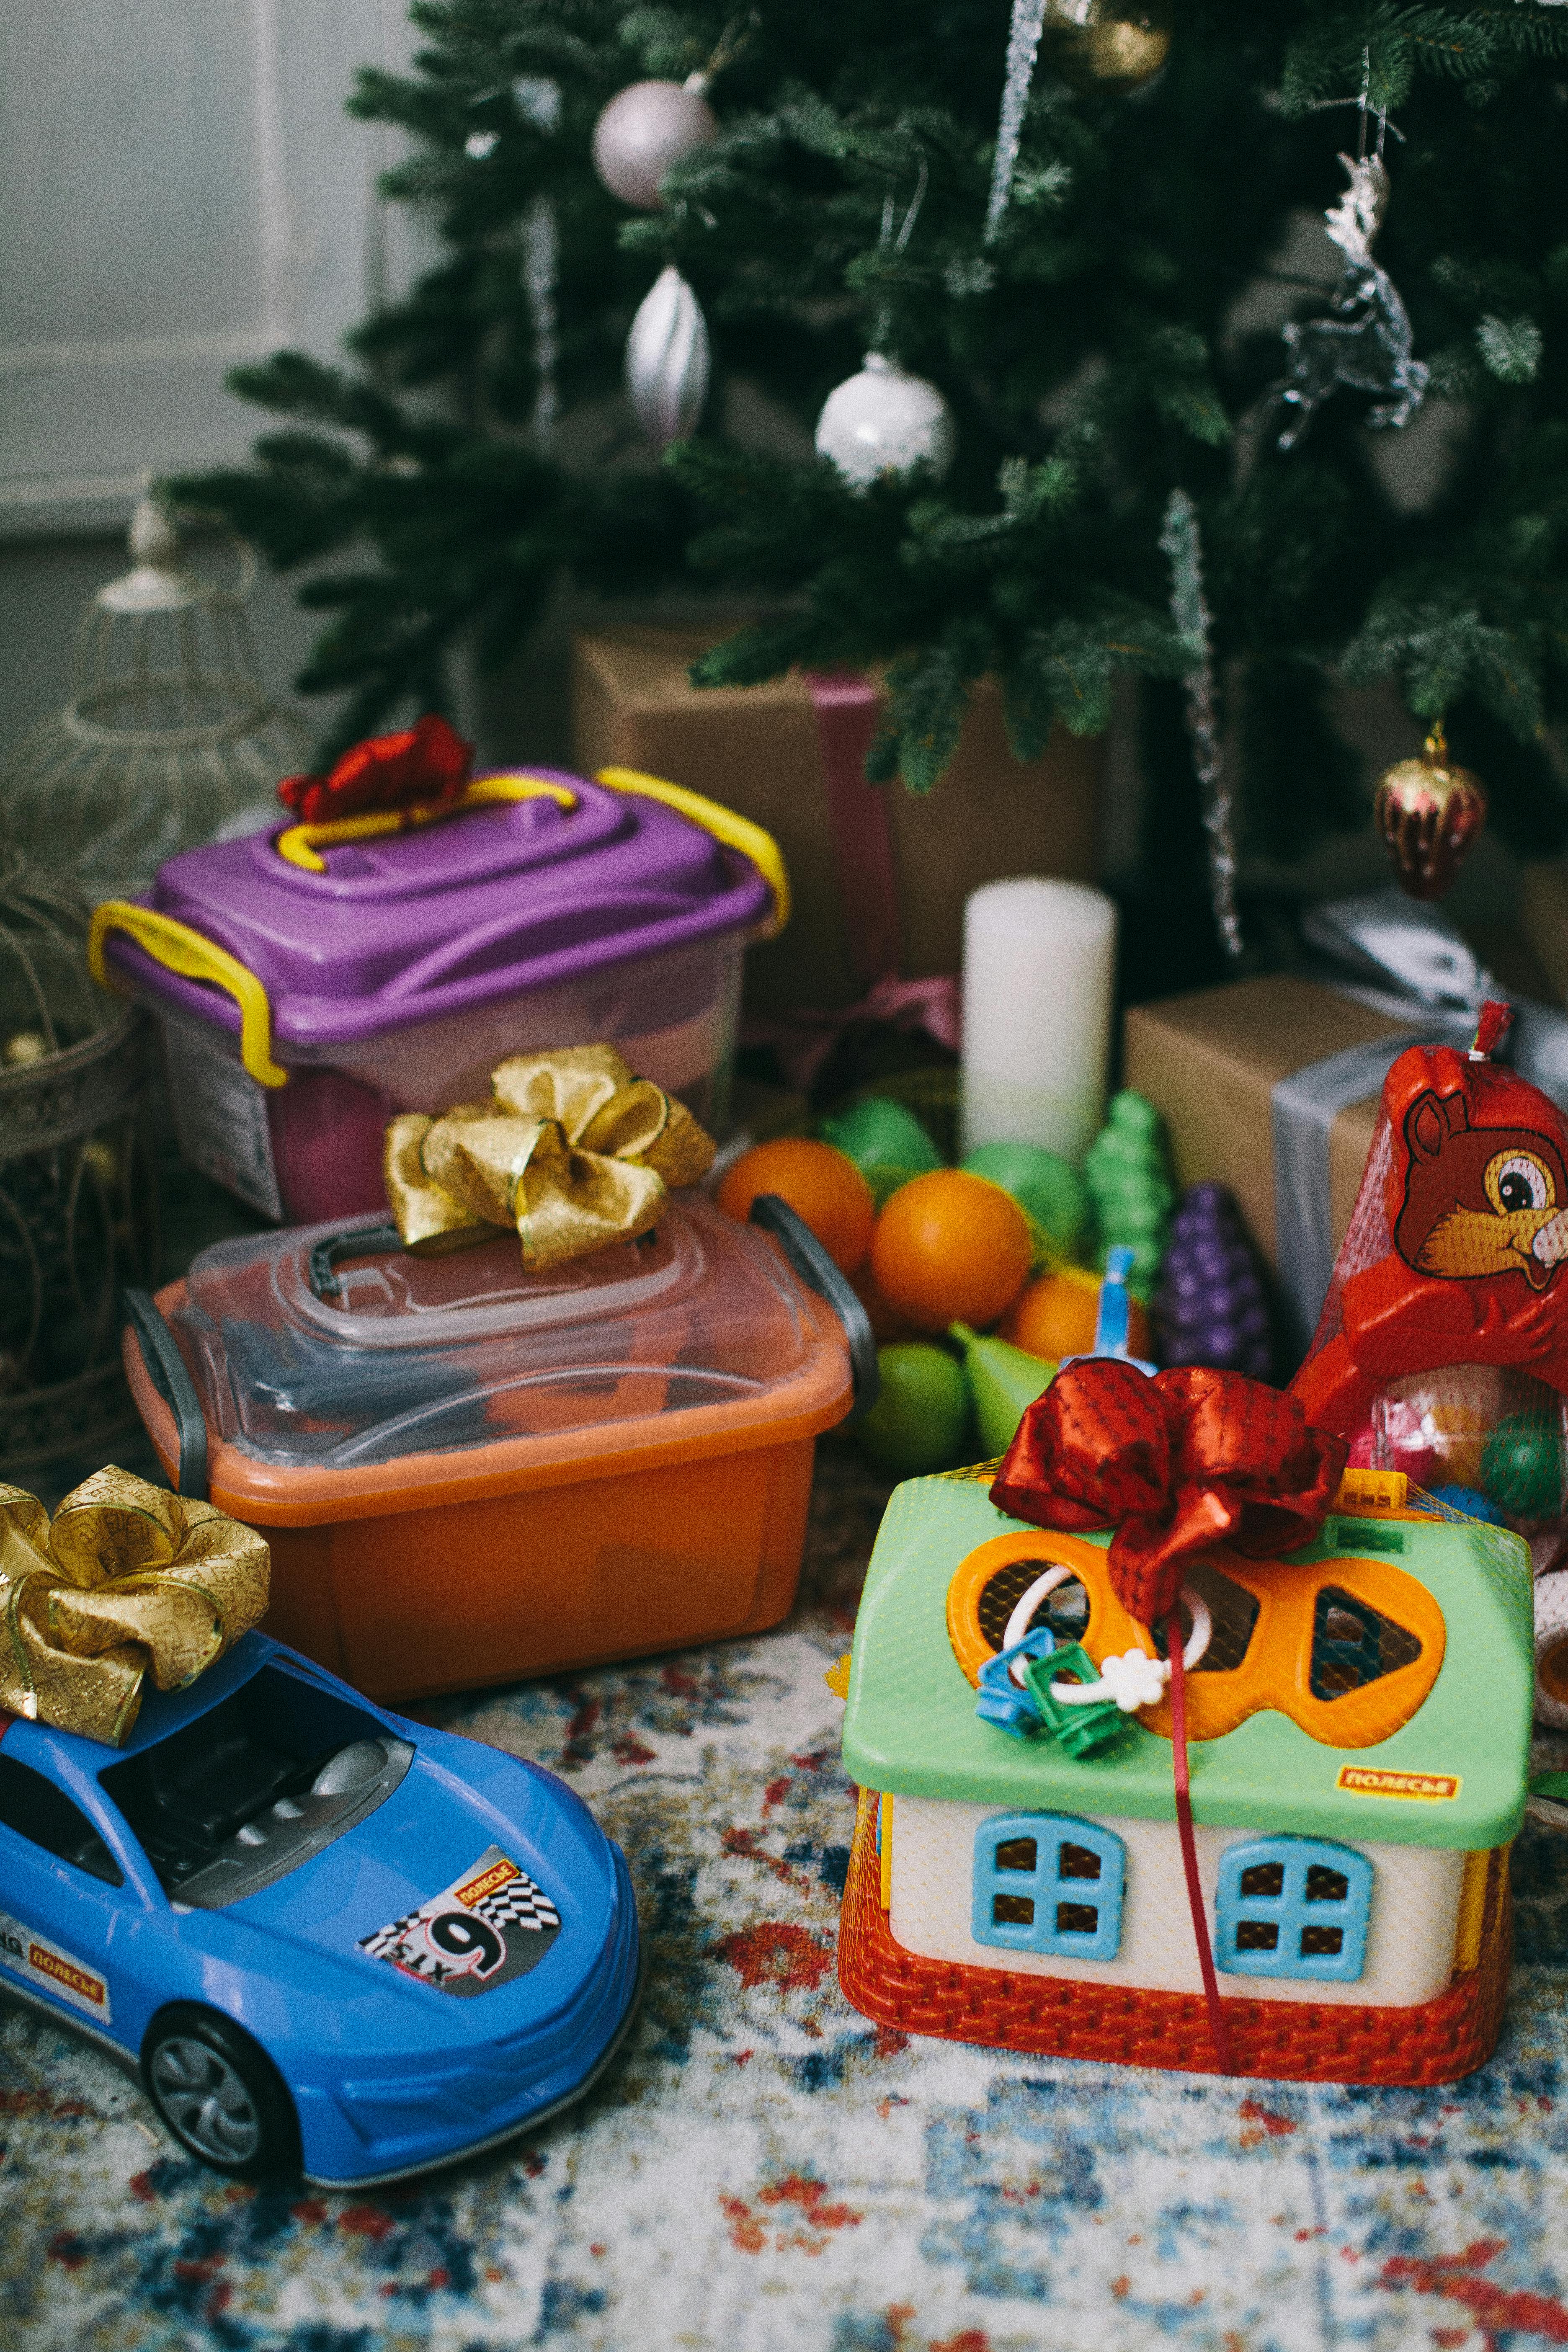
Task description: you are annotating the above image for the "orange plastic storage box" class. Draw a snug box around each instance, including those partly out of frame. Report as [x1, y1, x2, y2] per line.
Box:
[122, 1194, 873, 1702]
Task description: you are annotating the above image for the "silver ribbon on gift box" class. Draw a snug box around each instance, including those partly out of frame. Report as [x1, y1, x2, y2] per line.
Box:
[1273, 889, 1568, 1357]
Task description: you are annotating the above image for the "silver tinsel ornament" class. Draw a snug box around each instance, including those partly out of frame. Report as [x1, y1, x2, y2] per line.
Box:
[1161, 489, 1241, 961]
[591, 75, 717, 210]
[626, 263, 711, 447]
[986, 0, 1048, 234]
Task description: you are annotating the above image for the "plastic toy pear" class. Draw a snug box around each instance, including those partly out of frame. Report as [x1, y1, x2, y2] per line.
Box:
[949, 1322, 1057, 1457]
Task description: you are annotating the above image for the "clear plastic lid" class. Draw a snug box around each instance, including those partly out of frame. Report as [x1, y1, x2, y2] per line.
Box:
[168, 1195, 836, 1472]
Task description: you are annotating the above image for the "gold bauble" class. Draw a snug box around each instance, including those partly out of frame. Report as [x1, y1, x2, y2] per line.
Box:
[1372, 727, 1488, 902]
[1042, 0, 1173, 89]
[2, 1030, 49, 1067]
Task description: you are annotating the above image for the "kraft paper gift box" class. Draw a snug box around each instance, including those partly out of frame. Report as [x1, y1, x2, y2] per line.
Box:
[572, 627, 1104, 1020]
[1124, 975, 1401, 1276]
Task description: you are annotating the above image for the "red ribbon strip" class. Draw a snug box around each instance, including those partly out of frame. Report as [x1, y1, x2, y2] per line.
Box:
[993, 1357, 1344, 2077]
[739, 671, 958, 1093]
[806, 671, 902, 988]
[992, 1360, 1347, 1626]
[741, 972, 962, 1096]
[278, 714, 473, 827]
[1168, 1606, 1234, 2075]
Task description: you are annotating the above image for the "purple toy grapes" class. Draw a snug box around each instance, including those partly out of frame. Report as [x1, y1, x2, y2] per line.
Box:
[1154, 1181, 1272, 1380]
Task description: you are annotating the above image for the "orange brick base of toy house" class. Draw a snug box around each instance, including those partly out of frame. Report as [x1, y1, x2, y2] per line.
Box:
[838, 1795, 1513, 2086]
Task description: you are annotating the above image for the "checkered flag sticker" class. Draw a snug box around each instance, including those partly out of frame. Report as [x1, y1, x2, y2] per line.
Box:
[358, 1845, 562, 1998]
[472, 1873, 560, 1936]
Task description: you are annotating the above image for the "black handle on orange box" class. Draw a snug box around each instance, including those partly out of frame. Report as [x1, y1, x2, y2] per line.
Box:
[308, 1224, 405, 1301]
[121, 1289, 209, 1501]
[748, 1193, 879, 1420]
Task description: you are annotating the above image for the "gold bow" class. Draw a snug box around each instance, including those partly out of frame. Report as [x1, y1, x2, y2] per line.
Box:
[384, 1044, 716, 1271]
[0, 1468, 271, 1747]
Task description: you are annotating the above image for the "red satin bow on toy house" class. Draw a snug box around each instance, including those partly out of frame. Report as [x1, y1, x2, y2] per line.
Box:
[278, 714, 472, 827]
[992, 1360, 1348, 1625]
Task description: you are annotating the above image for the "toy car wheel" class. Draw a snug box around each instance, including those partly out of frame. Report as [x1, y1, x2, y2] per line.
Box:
[142, 2006, 299, 2179]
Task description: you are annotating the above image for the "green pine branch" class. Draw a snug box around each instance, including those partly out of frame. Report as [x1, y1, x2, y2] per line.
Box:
[168, 0, 1568, 859]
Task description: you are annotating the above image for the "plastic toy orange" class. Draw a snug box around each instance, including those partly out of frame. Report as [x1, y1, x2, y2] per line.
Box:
[717, 1137, 875, 1274]
[1002, 1265, 1151, 1363]
[869, 1169, 1032, 1332]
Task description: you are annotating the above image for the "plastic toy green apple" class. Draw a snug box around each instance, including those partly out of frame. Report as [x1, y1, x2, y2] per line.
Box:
[821, 1096, 942, 1178]
[949, 1321, 1056, 1457]
[855, 1342, 972, 1475]
[961, 1141, 1086, 1255]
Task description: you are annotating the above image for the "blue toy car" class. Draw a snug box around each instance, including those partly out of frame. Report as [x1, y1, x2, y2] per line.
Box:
[0, 1631, 641, 2186]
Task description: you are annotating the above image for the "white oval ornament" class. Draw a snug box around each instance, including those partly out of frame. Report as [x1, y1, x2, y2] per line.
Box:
[814, 353, 955, 489]
[625, 264, 710, 447]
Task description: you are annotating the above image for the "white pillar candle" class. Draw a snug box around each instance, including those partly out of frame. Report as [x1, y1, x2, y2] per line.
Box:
[961, 877, 1117, 1163]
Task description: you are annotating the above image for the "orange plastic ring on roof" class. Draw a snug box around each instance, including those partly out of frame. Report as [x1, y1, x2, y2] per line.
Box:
[948, 1529, 1446, 1751]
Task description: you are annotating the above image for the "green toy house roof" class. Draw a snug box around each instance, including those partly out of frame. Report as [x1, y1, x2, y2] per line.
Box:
[840, 1471, 1535, 1852]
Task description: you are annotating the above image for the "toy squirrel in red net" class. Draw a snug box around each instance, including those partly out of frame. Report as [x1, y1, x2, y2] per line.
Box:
[1292, 1002, 1568, 1612]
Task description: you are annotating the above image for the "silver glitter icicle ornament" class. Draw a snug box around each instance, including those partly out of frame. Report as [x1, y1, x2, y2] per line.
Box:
[626, 264, 711, 447]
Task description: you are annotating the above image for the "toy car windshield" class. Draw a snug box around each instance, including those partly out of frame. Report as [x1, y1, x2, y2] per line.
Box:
[99, 1661, 412, 1909]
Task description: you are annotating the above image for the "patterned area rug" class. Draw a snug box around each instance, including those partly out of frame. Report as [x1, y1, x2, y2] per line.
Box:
[4, 1445, 1568, 2352]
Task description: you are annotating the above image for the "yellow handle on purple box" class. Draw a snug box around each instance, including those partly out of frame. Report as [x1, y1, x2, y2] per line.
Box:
[594, 766, 790, 939]
[276, 762, 788, 932]
[273, 772, 580, 874]
[88, 901, 288, 1089]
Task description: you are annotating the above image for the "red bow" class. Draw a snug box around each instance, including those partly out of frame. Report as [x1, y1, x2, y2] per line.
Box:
[991, 1361, 1347, 1625]
[278, 714, 472, 827]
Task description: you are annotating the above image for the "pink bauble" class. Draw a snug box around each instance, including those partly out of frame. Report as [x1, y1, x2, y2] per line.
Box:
[591, 79, 717, 210]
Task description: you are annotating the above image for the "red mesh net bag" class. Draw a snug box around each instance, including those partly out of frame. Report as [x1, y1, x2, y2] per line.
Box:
[1292, 1004, 1568, 1560]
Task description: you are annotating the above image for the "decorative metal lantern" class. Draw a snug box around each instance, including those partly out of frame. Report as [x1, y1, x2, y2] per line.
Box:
[0, 495, 310, 904]
[0, 843, 156, 1472]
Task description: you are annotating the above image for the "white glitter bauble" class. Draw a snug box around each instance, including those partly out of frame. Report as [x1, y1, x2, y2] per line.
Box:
[591, 76, 717, 210]
[814, 353, 956, 488]
[625, 264, 711, 446]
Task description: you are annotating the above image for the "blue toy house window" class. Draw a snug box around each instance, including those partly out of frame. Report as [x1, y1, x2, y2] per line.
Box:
[972, 1813, 1125, 1962]
[1215, 1836, 1372, 1983]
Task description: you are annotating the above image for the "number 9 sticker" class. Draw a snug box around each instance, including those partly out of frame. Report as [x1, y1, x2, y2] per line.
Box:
[359, 1845, 562, 1998]
[419, 1907, 507, 1981]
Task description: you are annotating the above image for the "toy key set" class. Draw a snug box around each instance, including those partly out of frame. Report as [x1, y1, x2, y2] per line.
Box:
[835, 1012, 1556, 2086]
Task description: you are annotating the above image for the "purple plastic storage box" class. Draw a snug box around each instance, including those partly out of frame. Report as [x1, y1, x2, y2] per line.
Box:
[88, 765, 784, 1223]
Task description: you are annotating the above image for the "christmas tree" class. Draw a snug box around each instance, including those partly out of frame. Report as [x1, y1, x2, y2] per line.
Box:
[174, 3, 1568, 965]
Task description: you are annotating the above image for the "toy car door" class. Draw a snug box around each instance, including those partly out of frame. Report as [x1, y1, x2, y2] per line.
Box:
[0, 1747, 127, 2049]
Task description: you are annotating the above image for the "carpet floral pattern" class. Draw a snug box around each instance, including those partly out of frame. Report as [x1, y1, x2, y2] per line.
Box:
[3, 1448, 1568, 2351]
